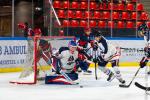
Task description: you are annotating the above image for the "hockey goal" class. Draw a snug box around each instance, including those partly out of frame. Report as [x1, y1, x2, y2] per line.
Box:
[10, 36, 75, 84]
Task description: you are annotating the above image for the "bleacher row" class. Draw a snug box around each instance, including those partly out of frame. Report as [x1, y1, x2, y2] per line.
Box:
[57, 10, 148, 20]
[53, 1, 143, 11]
[53, 0, 150, 29]
[58, 19, 150, 28]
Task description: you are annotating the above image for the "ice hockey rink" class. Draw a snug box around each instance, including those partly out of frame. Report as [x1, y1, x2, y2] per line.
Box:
[0, 67, 150, 100]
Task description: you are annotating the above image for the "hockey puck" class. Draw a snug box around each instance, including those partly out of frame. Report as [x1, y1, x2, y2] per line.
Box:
[80, 85, 83, 88]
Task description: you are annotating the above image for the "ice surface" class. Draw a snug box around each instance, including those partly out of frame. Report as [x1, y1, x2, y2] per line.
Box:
[0, 67, 150, 100]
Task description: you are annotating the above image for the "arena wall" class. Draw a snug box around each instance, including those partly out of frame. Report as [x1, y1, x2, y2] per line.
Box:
[0, 37, 146, 73]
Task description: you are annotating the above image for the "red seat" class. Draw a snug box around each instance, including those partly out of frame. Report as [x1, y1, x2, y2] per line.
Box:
[117, 3, 124, 11]
[132, 0, 137, 2]
[80, 20, 88, 27]
[99, 3, 103, 10]
[63, 20, 70, 27]
[112, 12, 119, 20]
[108, 3, 117, 10]
[136, 21, 143, 28]
[75, 11, 83, 19]
[93, 11, 101, 19]
[90, 20, 96, 27]
[131, 12, 137, 20]
[59, 30, 64, 36]
[80, 2, 88, 9]
[140, 12, 149, 20]
[90, 2, 97, 10]
[84, 11, 92, 19]
[103, 3, 107, 10]
[122, 12, 129, 20]
[117, 21, 124, 28]
[62, 1, 69, 9]
[103, 11, 110, 20]
[126, 21, 134, 28]
[137, 3, 144, 11]
[57, 10, 65, 18]
[67, 10, 74, 18]
[108, 21, 115, 28]
[98, 21, 106, 28]
[53, 1, 61, 8]
[126, 3, 134, 11]
[71, 20, 79, 27]
[71, 2, 78, 9]
[107, 3, 113, 10]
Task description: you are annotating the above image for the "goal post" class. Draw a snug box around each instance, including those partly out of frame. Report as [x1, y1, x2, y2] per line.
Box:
[10, 36, 75, 84]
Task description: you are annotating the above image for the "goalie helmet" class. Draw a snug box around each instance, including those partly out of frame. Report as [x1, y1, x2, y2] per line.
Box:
[68, 40, 77, 47]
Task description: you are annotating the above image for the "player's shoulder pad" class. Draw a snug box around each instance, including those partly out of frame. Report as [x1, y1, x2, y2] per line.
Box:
[59, 47, 69, 54]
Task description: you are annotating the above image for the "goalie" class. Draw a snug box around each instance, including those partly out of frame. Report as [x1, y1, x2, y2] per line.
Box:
[45, 40, 79, 85]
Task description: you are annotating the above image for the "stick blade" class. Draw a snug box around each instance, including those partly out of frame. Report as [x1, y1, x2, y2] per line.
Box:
[119, 84, 129, 88]
[135, 82, 150, 91]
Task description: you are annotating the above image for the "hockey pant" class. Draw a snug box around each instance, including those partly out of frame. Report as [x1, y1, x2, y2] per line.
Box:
[76, 60, 90, 72]
[98, 59, 123, 81]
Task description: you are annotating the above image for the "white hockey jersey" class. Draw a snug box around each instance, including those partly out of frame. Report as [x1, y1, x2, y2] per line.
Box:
[58, 48, 78, 73]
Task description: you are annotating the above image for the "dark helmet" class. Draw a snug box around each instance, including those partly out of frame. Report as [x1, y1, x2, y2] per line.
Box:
[138, 22, 149, 31]
[94, 31, 102, 37]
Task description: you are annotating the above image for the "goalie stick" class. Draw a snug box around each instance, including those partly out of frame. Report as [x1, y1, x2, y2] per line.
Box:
[119, 67, 141, 88]
[135, 82, 150, 91]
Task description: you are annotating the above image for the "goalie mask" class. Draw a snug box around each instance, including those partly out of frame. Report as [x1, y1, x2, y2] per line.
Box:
[68, 41, 77, 47]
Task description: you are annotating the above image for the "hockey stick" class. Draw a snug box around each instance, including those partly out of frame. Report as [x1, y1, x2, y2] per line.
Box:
[48, 0, 61, 26]
[119, 67, 141, 88]
[135, 82, 150, 91]
[94, 50, 98, 80]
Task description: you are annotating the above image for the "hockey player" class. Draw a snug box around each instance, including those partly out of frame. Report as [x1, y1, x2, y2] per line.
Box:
[138, 22, 150, 74]
[17, 22, 53, 78]
[45, 40, 79, 85]
[91, 31, 125, 84]
[77, 27, 93, 74]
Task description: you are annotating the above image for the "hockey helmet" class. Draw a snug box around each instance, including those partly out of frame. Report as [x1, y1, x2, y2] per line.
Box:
[84, 27, 91, 32]
[95, 31, 102, 37]
[18, 22, 27, 29]
[138, 22, 149, 31]
[68, 40, 77, 47]
[34, 28, 42, 35]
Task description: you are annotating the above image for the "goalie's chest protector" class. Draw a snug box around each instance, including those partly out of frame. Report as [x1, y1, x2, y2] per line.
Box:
[60, 49, 78, 69]
[61, 50, 78, 63]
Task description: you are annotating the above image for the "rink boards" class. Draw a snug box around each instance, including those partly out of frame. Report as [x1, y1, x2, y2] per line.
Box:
[0, 37, 148, 73]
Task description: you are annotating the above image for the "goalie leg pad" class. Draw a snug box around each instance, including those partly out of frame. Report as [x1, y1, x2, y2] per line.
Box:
[45, 72, 78, 85]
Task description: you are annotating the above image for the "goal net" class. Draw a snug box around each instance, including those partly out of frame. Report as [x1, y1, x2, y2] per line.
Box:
[10, 36, 75, 84]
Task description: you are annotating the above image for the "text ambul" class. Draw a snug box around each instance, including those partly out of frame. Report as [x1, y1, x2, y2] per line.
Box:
[2, 46, 27, 55]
